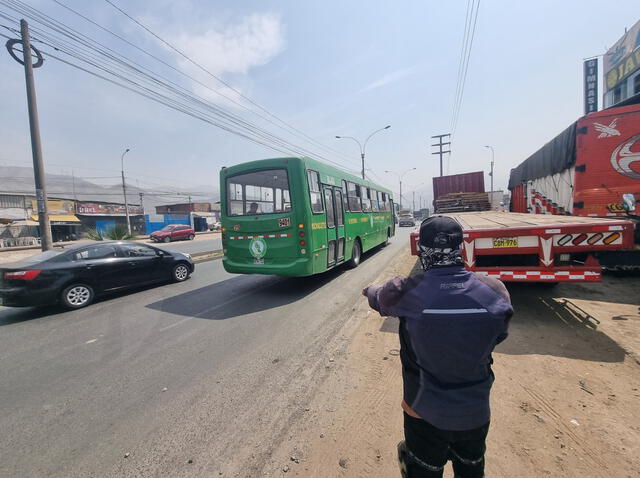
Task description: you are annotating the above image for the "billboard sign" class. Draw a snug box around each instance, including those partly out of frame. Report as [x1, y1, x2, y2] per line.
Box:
[30, 199, 75, 215]
[603, 20, 640, 92]
[76, 202, 144, 216]
[584, 59, 598, 114]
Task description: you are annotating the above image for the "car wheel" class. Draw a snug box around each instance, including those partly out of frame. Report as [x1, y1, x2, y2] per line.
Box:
[188, 234, 195, 241]
[61, 283, 94, 309]
[163, 236, 171, 243]
[347, 240, 361, 269]
[172, 263, 190, 282]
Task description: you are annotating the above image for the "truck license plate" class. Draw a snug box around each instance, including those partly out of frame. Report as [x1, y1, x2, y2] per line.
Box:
[253, 258, 264, 265]
[493, 237, 518, 248]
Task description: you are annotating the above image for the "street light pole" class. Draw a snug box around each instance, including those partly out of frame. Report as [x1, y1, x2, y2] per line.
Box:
[385, 167, 417, 210]
[336, 125, 390, 180]
[484, 145, 494, 194]
[121, 148, 131, 235]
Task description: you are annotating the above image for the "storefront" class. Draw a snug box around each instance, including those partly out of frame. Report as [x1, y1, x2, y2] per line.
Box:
[76, 202, 145, 235]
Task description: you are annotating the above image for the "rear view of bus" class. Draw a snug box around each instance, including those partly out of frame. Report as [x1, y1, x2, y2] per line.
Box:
[220, 157, 394, 277]
[220, 158, 306, 276]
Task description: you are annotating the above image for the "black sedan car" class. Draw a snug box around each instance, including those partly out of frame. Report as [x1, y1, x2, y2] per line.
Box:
[0, 242, 194, 309]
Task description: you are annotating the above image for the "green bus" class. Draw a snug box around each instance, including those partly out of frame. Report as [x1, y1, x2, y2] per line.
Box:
[220, 157, 395, 276]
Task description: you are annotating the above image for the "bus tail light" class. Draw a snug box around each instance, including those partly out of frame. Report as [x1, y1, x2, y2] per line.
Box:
[300, 248, 306, 254]
[298, 223, 304, 229]
[299, 240, 306, 247]
[221, 226, 226, 232]
[299, 231, 305, 237]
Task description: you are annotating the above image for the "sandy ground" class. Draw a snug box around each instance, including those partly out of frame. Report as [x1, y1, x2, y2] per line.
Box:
[262, 250, 640, 478]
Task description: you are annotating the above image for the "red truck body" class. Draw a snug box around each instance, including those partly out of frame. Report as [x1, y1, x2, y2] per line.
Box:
[510, 104, 640, 217]
[433, 172, 485, 201]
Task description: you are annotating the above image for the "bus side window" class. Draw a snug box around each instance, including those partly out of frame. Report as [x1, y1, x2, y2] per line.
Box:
[361, 187, 371, 212]
[342, 180, 350, 212]
[371, 190, 379, 212]
[307, 170, 323, 213]
[381, 192, 389, 211]
[347, 182, 362, 211]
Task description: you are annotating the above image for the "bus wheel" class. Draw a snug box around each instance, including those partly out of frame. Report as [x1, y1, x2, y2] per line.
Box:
[347, 239, 361, 269]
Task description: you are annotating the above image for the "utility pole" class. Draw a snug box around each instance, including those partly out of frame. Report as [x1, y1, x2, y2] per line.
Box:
[431, 133, 451, 177]
[139, 192, 144, 213]
[484, 145, 495, 194]
[121, 148, 131, 235]
[412, 190, 415, 212]
[72, 169, 77, 200]
[6, 20, 52, 251]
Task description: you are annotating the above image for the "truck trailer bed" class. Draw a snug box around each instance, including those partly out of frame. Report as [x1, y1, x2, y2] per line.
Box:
[410, 211, 635, 282]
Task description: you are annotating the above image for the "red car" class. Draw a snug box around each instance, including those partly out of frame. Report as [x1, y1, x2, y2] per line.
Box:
[150, 224, 195, 243]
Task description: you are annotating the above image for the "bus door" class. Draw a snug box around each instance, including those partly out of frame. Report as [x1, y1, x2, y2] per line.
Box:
[323, 186, 345, 266]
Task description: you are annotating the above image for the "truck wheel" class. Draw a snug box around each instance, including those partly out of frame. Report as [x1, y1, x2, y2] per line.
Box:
[347, 240, 361, 269]
[61, 283, 94, 309]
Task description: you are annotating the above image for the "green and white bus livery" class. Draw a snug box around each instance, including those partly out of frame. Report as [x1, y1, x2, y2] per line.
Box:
[220, 157, 395, 277]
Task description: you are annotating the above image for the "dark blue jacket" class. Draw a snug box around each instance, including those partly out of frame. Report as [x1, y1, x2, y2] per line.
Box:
[365, 266, 512, 431]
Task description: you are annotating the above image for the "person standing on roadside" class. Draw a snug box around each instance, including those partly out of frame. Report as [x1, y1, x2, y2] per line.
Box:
[362, 216, 513, 478]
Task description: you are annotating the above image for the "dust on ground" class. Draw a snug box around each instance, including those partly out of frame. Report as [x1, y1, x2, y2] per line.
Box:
[262, 250, 640, 478]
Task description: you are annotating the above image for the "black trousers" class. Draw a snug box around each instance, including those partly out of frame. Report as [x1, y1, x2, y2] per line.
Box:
[401, 412, 489, 478]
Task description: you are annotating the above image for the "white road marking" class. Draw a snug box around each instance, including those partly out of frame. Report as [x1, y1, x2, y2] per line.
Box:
[158, 316, 193, 332]
[85, 339, 98, 344]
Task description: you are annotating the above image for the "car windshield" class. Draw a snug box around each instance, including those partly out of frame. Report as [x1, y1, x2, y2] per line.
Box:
[226, 169, 291, 216]
[160, 225, 176, 231]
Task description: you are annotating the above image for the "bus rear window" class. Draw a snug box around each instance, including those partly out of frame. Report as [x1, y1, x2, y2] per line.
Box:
[226, 169, 291, 216]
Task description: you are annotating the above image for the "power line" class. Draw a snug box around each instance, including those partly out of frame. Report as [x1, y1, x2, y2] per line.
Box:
[0, 0, 362, 174]
[100, 0, 358, 165]
[450, 0, 480, 136]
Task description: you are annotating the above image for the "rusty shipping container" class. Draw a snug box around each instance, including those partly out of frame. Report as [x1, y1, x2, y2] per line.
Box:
[432, 171, 485, 201]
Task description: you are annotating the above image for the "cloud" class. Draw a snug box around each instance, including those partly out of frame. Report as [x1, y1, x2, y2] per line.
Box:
[167, 13, 285, 105]
[358, 67, 414, 94]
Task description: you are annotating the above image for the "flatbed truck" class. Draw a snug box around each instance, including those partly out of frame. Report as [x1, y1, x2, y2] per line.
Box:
[409, 211, 635, 282]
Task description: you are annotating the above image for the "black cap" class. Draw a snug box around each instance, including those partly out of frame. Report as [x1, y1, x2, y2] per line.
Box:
[419, 216, 463, 249]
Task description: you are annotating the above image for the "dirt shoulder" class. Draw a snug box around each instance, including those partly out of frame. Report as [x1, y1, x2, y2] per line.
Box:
[263, 250, 640, 477]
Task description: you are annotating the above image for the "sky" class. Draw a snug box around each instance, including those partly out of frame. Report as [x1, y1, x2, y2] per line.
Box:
[1, 0, 639, 206]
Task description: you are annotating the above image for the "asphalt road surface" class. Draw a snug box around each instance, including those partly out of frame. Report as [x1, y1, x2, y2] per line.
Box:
[0, 227, 412, 478]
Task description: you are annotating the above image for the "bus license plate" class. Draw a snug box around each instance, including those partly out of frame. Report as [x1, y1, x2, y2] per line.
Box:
[493, 237, 518, 248]
[253, 258, 264, 265]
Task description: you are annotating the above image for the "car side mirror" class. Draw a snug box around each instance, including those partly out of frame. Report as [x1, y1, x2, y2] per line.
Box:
[156, 250, 165, 257]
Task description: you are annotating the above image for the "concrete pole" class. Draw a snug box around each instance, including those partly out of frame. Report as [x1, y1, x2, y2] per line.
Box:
[121, 148, 131, 235]
[20, 20, 52, 251]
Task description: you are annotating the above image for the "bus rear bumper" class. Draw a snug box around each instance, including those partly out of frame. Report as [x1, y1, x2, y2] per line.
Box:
[222, 257, 314, 276]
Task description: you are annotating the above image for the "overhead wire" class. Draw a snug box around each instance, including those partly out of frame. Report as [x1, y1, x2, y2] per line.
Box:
[450, 0, 480, 136]
[0, 0, 362, 174]
[99, 0, 359, 166]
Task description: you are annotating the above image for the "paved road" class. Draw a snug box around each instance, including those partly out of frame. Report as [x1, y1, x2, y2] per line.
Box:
[0, 228, 412, 478]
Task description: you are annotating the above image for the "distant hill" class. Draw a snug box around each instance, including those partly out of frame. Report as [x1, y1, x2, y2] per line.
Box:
[0, 166, 218, 212]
